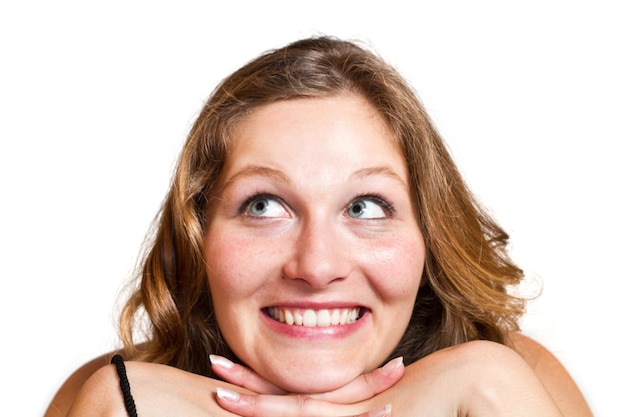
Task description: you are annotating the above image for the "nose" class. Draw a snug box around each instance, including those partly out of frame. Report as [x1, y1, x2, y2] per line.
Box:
[282, 218, 353, 289]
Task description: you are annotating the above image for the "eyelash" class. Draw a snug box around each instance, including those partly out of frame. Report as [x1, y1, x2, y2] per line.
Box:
[237, 192, 284, 216]
[238, 192, 395, 217]
[352, 193, 396, 216]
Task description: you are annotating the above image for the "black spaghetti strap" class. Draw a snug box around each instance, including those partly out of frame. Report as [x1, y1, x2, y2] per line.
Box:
[111, 354, 138, 417]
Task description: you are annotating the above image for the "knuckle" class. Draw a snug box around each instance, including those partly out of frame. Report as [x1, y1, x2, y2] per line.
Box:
[294, 394, 312, 415]
[246, 395, 263, 417]
[238, 365, 253, 383]
[362, 372, 378, 396]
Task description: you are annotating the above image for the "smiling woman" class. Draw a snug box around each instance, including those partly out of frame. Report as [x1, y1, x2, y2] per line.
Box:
[46, 36, 592, 417]
[203, 95, 425, 394]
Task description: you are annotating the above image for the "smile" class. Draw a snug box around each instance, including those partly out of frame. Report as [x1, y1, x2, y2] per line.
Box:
[266, 307, 361, 327]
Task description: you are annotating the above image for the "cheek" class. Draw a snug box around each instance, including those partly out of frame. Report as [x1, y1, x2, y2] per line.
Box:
[364, 237, 425, 298]
[205, 235, 253, 299]
[204, 235, 262, 337]
[204, 232, 281, 301]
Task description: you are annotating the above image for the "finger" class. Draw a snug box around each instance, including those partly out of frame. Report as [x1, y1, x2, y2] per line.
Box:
[216, 387, 389, 417]
[210, 354, 286, 395]
[312, 357, 404, 403]
[358, 404, 392, 417]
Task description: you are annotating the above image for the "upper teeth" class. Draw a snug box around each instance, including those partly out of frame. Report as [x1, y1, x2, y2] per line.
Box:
[267, 307, 361, 327]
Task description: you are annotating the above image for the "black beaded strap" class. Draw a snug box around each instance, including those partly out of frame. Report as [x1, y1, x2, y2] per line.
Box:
[111, 354, 138, 417]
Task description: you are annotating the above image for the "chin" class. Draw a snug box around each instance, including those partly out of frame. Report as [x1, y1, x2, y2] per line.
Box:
[270, 366, 362, 394]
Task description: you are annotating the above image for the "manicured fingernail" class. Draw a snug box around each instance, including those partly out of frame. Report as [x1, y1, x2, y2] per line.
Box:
[210, 354, 234, 369]
[216, 387, 240, 402]
[381, 356, 403, 375]
[368, 404, 392, 417]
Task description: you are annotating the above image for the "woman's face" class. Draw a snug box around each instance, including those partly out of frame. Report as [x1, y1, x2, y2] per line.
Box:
[204, 94, 425, 393]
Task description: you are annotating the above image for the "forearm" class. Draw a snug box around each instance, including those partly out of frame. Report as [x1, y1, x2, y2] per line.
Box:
[385, 341, 563, 417]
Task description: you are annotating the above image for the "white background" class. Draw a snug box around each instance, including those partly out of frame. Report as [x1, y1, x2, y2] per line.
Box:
[1, 1, 623, 416]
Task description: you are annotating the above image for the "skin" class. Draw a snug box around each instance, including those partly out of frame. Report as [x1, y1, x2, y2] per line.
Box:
[50, 337, 586, 417]
[45, 93, 594, 417]
[204, 93, 425, 394]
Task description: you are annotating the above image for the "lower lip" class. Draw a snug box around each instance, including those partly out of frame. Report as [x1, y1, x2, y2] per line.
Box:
[262, 309, 370, 340]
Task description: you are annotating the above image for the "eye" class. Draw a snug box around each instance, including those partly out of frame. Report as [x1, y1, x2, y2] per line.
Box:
[346, 196, 392, 219]
[242, 194, 289, 218]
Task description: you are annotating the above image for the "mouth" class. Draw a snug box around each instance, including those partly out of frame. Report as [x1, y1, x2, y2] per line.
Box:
[265, 306, 363, 327]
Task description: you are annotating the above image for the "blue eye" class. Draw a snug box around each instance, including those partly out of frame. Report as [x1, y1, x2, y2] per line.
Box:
[346, 197, 390, 219]
[243, 195, 289, 218]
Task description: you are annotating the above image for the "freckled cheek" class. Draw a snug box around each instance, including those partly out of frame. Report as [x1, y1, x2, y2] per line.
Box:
[362, 241, 425, 298]
[205, 234, 280, 296]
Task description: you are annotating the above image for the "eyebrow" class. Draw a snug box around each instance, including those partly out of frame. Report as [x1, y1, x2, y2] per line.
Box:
[350, 166, 408, 187]
[221, 165, 292, 191]
[222, 164, 407, 190]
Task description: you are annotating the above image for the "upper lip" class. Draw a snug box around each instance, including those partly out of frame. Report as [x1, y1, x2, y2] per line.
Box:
[263, 301, 366, 310]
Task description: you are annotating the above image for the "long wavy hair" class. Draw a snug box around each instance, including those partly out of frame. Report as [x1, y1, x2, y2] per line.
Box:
[119, 36, 525, 377]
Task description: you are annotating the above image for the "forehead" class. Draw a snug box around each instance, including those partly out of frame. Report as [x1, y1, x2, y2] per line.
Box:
[225, 94, 406, 175]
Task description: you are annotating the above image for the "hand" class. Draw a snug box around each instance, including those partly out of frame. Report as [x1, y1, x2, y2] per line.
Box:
[209, 356, 402, 417]
[210, 355, 404, 416]
[210, 354, 405, 402]
[215, 389, 392, 417]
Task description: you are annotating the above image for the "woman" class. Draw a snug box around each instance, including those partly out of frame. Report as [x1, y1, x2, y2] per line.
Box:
[47, 36, 592, 416]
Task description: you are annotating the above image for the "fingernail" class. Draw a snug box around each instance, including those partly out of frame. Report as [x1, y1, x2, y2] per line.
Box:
[210, 354, 234, 369]
[216, 387, 240, 402]
[381, 356, 403, 375]
[368, 404, 392, 417]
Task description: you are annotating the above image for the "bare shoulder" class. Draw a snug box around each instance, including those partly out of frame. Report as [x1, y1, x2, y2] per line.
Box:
[507, 332, 593, 417]
[44, 352, 119, 417]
